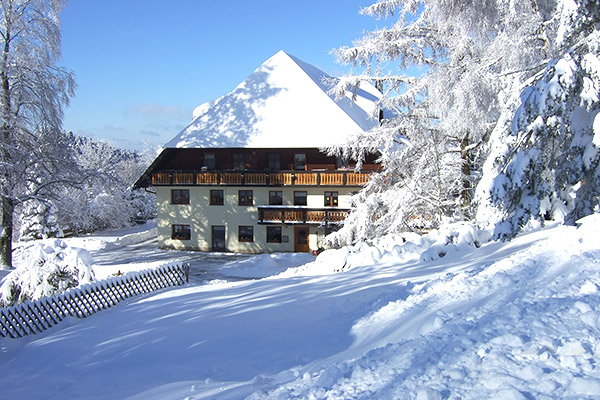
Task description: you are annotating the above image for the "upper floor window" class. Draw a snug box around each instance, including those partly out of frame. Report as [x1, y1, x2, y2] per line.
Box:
[294, 153, 306, 170]
[294, 191, 307, 206]
[233, 153, 244, 170]
[210, 190, 224, 205]
[238, 190, 253, 206]
[324, 191, 338, 207]
[268, 152, 281, 170]
[172, 224, 191, 240]
[269, 191, 283, 205]
[171, 189, 190, 205]
[204, 153, 215, 170]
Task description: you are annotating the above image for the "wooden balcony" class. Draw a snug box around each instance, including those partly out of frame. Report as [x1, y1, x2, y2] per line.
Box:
[151, 170, 371, 187]
[257, 206, 349, 225]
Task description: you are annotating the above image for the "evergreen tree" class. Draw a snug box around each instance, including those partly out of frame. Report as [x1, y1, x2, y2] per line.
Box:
[475, 29, 600, 239]
[327, 0, 598, 245]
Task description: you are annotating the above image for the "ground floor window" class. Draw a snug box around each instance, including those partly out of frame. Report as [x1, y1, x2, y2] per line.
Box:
[266, 226, 282, 243]
[172, 224, 191, 240]
[238, 225, 254, 242]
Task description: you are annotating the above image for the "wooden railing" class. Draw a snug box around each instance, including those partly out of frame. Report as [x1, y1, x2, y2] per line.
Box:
[257, 207, 349, 224]
[152, 170, 371, 187]
[0, 264, 190, 339]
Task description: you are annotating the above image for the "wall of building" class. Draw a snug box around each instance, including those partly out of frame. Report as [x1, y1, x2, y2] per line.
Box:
[156, 186, 355, 253]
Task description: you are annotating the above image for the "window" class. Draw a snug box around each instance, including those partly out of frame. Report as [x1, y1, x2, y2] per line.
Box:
[171, 189, 190, 205]
[204, 153, 215, 170]
[238, 226, 254, 242]
[233, 153, 244, 170]
[267, 226, 282, 243]
[268, 152, 281, 170]
[238, 190, 253, 206]
[294, 191, 307, 206]
[336, 156, 349, 169]
[210, 190, 224, 205]
[324, 191, 339, 207]
[269, 191, 283, 205]
[294, 153, 307, 170]
[172, 224, 191, 240]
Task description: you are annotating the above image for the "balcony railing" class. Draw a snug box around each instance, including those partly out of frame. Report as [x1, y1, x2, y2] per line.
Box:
[151, 170, 371, 187]
[257, 206, 349, 225]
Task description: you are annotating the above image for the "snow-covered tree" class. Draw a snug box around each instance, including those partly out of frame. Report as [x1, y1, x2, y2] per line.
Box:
[0, 0, 75, 268]
[327, 0, 598, 245]
[49, 134, 156, 235]
[475, 27, 600, 239]
[19, 198, 62, 240]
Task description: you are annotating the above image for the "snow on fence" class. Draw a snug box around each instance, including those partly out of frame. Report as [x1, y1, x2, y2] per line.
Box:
[0, 263, 190, 339]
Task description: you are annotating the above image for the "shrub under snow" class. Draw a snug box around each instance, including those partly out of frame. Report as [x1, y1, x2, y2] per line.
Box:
[0, 240, 95, 307]
[290, 222, 492, 275]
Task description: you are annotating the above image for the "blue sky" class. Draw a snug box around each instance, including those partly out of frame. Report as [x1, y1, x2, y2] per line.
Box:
[60, 1, 383, 151]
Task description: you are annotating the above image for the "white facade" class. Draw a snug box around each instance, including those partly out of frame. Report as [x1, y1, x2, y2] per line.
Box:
[156, 185, 356, 253]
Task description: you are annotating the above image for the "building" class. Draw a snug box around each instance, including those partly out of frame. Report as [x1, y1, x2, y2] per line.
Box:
[135, 51, 381, 253]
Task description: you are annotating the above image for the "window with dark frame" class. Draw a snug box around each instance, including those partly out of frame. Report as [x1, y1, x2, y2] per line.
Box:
[233, 153, 244, 170]
[238, 226, 254, 242]
[210, 190, 224, 205]
[171, 189, 190, 205]
[268, 152, 281, 170]
[171, 224, 191, 240]
[266, 226, 282, 243]
[294, 153, 307, 170]
[324, 191, 339, 207]
[238, 190, 253, 206]
[204, 153, 215, 170]
[294, 191, 307, 206]
[269, 191, 283, 205]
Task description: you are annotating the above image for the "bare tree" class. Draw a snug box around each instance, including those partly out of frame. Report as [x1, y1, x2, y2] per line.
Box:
[0, 0, 75, 268]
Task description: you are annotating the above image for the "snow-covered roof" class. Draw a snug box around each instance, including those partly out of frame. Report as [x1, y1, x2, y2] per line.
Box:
[164, 50, 381, 149]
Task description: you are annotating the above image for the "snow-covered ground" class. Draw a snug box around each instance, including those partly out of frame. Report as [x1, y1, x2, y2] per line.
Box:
[1, 216, 599, 399]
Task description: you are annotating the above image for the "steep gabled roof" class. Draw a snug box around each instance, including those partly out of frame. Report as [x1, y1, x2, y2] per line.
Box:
[164, 50, 381, 149]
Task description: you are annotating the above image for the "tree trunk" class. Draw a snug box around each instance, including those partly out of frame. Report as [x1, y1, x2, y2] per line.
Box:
[460, 133, 472, 216]
[0, 196, 14, 269]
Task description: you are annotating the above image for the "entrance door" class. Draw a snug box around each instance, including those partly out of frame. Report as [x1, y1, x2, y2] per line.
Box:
[294, 226, 310, 252]
[212, 226, 226, 252]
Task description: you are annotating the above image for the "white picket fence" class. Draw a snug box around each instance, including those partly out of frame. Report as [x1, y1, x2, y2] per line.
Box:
[0, 263, 190, 339]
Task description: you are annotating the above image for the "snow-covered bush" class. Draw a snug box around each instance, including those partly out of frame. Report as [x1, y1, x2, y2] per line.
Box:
[0, 240, 95, 306]
[305, 222, 491, 275]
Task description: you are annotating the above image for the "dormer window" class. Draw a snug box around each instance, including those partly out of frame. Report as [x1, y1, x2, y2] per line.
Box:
[294, 153, 306, 170]
[204, 153, 215, 170]
[268, 152, 281, 170]
[336, 156, 349, 169]
[233, 153, 244, 170]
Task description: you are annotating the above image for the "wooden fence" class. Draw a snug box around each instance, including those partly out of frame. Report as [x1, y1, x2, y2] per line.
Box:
[0, 263, 190, 339]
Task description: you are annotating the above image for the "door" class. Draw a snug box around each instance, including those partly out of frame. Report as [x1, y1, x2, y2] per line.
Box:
[212, 226, 226, 252]
[294, 226, 310, 253]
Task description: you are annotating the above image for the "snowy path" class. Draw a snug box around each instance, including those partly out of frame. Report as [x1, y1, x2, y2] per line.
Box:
[1, 219, 599, 399]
